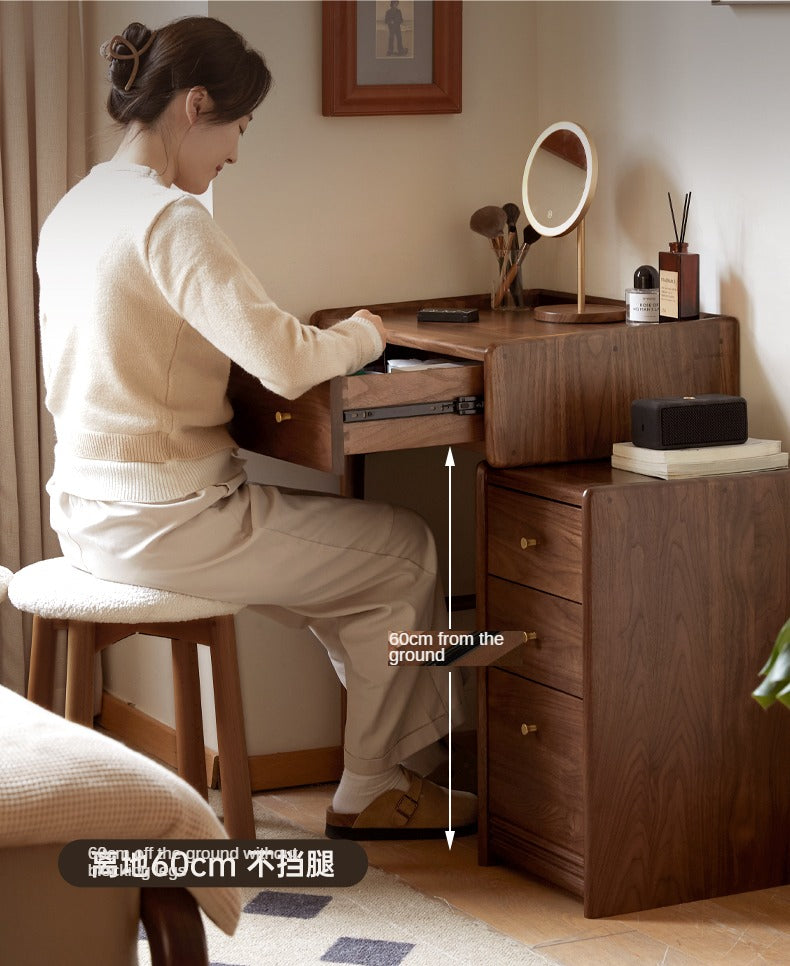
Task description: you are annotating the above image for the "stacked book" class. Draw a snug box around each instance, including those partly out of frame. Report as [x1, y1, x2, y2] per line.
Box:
[611, 438, 789, 480]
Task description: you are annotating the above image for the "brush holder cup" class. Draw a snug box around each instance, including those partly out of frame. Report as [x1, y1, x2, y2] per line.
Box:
[490, 246, 524, 310]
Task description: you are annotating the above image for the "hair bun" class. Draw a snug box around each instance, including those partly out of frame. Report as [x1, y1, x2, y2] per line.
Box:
[100, 23, 156, 92]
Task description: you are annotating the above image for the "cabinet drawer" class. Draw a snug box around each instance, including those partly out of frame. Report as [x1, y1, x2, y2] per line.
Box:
[487, 669, 583, 857]
[228, 363, 484, 473]
[487, 576, 582, 697]
[487, 486, 583, 601]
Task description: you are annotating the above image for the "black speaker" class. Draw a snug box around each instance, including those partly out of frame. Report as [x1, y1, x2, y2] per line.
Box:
[631, 394, 748, 450]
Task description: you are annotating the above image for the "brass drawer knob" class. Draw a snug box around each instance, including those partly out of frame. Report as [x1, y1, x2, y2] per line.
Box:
[520, 537, 537, 550]
[521, 723, 538, 736]
[275, 411, 292, 423]
[522, 631, 538, 644]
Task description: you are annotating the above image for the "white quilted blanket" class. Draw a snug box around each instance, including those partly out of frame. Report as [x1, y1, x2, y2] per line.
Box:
[0, 684, 240, 934]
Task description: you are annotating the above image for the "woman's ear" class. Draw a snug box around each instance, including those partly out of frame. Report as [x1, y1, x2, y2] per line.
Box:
[185, 86, 210, 125]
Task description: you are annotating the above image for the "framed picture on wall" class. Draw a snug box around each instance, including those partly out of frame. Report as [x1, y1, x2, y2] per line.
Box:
[322, 1, 462, 116]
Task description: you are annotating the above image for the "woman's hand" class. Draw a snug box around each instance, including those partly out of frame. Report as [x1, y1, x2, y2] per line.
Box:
[352, 308, 387, 348]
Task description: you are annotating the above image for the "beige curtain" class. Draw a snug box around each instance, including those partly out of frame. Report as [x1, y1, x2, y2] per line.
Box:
[0, 1, 87, 691]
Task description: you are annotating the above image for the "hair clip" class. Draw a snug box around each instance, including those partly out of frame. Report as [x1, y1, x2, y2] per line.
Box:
[100, 31, 156, 92]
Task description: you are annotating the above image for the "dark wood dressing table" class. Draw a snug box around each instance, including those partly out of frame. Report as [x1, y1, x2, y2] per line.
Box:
[225, 294, 790, 918]
[228, 292, 739, 479]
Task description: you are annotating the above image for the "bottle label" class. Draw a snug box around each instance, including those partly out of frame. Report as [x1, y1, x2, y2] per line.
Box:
[660, 270, 679, 318]
[627, 291, 659, 323]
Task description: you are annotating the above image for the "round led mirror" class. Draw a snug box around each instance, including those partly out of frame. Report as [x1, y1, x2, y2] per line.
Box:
[522, 121, 624, 323]
[523, 121, 596, 237]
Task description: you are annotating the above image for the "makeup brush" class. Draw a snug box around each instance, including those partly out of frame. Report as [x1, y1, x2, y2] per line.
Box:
[524, 223, 542, 246]
[502, 202, 520, 252]
[470, 206, 507, 260]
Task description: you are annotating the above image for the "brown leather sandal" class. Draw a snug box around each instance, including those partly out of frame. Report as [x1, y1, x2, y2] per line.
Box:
[325, 769, 477, 840]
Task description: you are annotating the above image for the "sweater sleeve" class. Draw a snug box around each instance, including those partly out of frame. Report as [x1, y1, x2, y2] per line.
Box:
[145, 198, 385, 400]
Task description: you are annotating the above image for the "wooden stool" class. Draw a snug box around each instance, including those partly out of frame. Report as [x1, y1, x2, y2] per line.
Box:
[9, 557, 254, 840]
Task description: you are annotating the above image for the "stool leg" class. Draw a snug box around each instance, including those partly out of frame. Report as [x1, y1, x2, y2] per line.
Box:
[209, 616, 254, 839]
[171, 639, 208, 799]
[28, 616, 57, 711]
[65, 620, 96, 727]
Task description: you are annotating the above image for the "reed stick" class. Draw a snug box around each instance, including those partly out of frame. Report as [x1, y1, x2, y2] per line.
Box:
[679, 191, 691, 245]
[668, 192, 679, 244]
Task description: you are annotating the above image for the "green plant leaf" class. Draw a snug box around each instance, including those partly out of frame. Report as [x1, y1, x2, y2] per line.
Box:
[753, 618, 790, 710]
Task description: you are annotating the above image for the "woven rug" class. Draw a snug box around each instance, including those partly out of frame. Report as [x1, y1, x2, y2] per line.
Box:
[138, 793, 549, 966]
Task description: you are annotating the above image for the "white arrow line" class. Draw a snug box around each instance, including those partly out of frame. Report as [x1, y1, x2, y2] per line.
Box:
[444, 448, 455, 849]
[445, 668, 455, 849]
[445, 447, 454, 630]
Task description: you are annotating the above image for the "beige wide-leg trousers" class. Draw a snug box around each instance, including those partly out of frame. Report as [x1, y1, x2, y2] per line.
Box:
[49, 476, 462, 775]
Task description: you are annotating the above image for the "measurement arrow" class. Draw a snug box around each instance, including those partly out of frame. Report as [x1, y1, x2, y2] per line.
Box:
[445, 448, 455, 849]
[445, 447, 454, 629]
[445, 668, 455, 849]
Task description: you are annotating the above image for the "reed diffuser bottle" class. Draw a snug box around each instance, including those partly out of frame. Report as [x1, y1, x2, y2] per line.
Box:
[659, 191, 699, 321]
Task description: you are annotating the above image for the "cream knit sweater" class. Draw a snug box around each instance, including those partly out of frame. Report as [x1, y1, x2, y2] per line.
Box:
[37, 161, 384, 502]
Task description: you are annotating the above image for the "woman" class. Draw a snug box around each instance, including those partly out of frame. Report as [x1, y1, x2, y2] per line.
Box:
[37, 16, 475, 839]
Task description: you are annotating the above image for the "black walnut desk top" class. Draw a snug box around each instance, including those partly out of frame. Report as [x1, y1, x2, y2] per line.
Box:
[228, 292, 738, 471]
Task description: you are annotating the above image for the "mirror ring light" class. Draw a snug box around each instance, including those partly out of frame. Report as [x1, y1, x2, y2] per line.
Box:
[522, 120, 598, 238]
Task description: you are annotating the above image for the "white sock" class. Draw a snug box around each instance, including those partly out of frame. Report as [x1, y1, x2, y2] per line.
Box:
[332, 765, 410, 814]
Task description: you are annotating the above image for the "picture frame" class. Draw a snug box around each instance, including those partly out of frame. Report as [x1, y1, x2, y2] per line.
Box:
[322, 1, 462, 117]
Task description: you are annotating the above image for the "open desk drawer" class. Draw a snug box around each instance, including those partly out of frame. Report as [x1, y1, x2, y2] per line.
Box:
[228, 362, 484, 474]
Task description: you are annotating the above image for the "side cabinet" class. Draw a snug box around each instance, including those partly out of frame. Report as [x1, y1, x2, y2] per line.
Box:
[477, 461, 790, 917]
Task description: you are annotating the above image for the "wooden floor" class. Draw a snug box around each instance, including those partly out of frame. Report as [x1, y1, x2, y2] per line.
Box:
[257, 782, 790, 965]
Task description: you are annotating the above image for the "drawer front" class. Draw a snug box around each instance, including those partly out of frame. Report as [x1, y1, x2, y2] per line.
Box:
[339, 365, 483, 461]
[487, 669, 583, 857]
[228, 362, 483, 473]
[228, 367, 335, 472]
[487, 576, 582, 697]
[487, 486, 583, 601]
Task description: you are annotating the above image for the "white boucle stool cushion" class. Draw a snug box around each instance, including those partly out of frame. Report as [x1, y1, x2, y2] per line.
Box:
[0, 566, 11, 602]
[9, 558, 243, 623]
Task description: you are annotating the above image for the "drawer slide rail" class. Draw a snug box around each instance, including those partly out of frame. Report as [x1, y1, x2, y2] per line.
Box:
[343, 395, 484, 423]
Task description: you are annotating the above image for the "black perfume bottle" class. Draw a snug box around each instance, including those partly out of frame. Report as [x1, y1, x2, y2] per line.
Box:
[625, 265, 659, 325]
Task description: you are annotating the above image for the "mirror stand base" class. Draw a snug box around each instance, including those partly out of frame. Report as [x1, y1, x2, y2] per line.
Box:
[534, 302, 626, 324]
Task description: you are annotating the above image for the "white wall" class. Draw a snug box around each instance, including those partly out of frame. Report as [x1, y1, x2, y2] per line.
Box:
[530, 0, 790, 442]
[212, 1, 537, 316]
